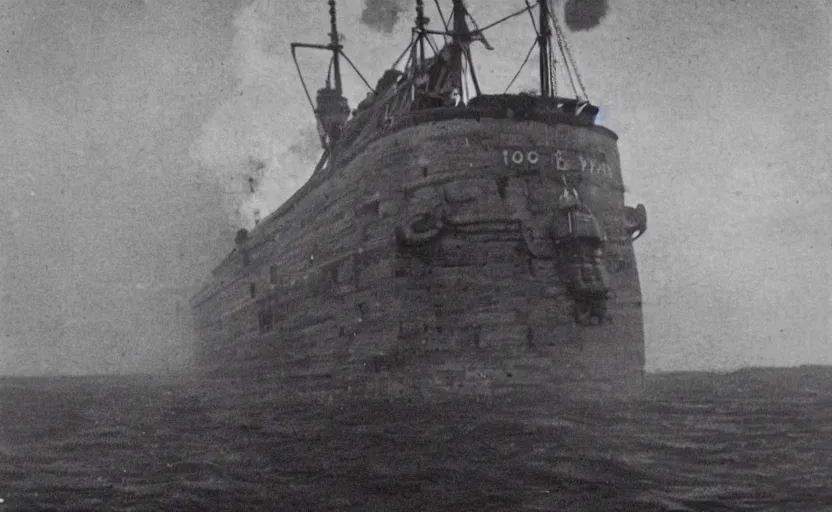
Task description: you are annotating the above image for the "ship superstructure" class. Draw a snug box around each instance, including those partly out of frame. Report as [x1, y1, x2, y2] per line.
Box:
[191, 0, 648, 396]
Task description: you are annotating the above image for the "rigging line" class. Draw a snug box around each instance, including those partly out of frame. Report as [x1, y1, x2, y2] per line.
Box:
[550, 11, 571, 93]
[524, 0, 540, 37]
[551, 13, 578, 98]
[433, 0, 449, 30]
[403, 42, 415, 74]
[339, 50, 376, 93]
[392, 34, 417, 70]
[561, 36, 587, 98]
[464, 45, 482, 96]
[504, 39, 538, 94]
[547, 3, 571, 91]
[548, 4, 587, 99]
[565, 46, 587, 99]
[464, 7, 490, 46]
[425, 32, 441, 55]
[476, 2, 538, 34]
[290, 45, 317, 113]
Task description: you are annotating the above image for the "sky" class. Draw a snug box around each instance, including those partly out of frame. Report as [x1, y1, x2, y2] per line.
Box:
[0, 0, 829, 375]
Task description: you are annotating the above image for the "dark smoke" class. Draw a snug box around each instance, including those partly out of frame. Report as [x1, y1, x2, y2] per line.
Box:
[563, 0, 609, 31]
[360, 0, 408, 33]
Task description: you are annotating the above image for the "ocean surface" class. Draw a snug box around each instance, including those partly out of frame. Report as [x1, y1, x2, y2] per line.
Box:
[1, 367, 830, 511]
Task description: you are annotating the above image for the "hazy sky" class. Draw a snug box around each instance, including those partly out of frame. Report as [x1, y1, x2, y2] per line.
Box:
[0, 0, 829, 375]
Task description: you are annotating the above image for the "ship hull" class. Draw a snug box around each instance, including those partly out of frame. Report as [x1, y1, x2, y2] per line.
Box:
[191, 114, 645, 399]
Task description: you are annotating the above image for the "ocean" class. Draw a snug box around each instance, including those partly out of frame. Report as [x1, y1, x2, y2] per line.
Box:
[1, 367, 830, 511]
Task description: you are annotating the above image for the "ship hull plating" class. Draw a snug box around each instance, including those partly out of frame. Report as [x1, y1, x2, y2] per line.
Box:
[191, 115, 645, 398]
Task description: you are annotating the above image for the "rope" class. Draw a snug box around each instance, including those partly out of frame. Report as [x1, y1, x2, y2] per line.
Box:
[403, 43, 415, 74]
[425, 32, 441, 55]
[290, 45, 317, 113]
[476, 2, 538, 33]
[504, 39, 538, 94]
[392, 33, 417, 70]
[339, 50, 376, 93]
[464, 5, 487, 44]
[562, 31, 587, 99]
[433, 0, 449, 30]
[464, 44, 482, 96]
[524, 0, 540, 37]
[549, 2, 588, 100]
[551, 10, 579, 98]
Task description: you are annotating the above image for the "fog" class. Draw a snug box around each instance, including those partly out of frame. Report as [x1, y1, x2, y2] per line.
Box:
[0, 0, 829, 376]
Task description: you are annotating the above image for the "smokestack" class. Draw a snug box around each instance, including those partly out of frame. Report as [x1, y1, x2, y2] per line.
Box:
[563, 0, 609, 31]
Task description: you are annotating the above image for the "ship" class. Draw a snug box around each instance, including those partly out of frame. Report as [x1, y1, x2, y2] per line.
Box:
[190, 0, 648, 398]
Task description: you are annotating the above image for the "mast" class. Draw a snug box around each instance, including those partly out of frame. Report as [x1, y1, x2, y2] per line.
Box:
[289, 1, 351, 149]
[450, 0, 467, 92]
[538, 0, 552, 97]
[328, 0, 343, 94]
[416, 0, 427, 71]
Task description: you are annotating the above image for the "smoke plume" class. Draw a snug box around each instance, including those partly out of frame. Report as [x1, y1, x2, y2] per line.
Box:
[563, 0, 609, 31]
[190, 0, 323, 230]
[360, 0, 408, 33]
